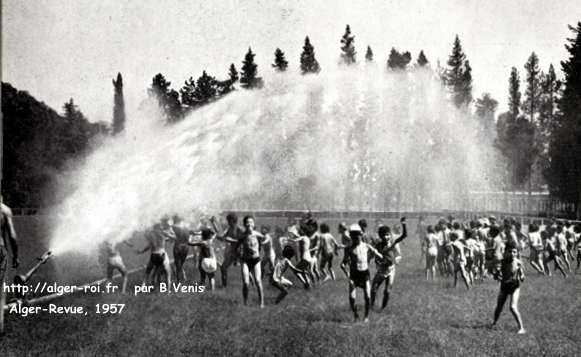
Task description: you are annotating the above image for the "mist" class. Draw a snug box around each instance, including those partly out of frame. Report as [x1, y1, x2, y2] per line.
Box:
[48, 64, 503, 255]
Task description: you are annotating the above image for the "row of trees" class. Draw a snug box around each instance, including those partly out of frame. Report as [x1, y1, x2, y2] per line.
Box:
[4, 23, 580, 216]
[144, 25, 440, 125]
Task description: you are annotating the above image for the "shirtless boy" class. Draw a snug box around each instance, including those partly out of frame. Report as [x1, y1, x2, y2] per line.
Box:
[318, 223, 344, 282]
[271, 245, 308, 303]
[224, 216, 269, 307]
[172, 215, 191, 283]
[343, 224, 383, 322]
[371, 217, 407, 310]
[137, 217, 176, 287]
[211, 213, 244, 287]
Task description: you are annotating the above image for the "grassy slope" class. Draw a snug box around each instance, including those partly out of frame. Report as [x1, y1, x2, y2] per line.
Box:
[2, 218, 580, 356]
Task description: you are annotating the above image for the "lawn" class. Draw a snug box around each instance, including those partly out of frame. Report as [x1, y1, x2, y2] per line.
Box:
[1, 216, 580, 356]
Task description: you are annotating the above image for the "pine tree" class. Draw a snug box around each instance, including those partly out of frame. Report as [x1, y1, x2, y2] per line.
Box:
[365, 46, 373, 62]
[62, 98, 90, 153]
[180, 77, 197, 107]
[508, 67, 521, 119]
[112, 72, 125, 135]
[300, 36, 321, 74]
[148, 73, 182, 122]
[272, 48, 289, 71]
[547, 22, 581, 216]
[240, 47, 260, 88]
[229, 63, 239, 82]
[339, 24, 356, 65]
[417, 50, 429, 67]
[444, 35, 473, 108]
[193, 71, 218, 103]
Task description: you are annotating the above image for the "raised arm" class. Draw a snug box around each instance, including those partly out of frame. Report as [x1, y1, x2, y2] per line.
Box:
[390, 217, 408, 247]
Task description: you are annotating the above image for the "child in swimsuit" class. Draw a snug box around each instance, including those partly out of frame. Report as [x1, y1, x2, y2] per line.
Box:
[491, 244, 526, 334]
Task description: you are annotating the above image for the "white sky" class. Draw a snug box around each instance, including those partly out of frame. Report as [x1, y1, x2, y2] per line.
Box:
[2, 0, 580, 122]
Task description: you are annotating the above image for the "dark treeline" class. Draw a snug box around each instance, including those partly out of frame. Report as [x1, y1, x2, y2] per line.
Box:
[3, 23, 581, 216]
[2, 83, 107, 207]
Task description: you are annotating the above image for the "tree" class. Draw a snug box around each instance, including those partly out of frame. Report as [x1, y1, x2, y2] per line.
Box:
[180, 77, 197, 107]
[217, 64, 239, 95]
[300, 36, 321, 74]
[538, 64, 561, 140]
[387, 48, 411, 70]
[148, 73, 182, 123]
[496, 67, 536, 190]
[508, 67, 521, 119]
[339, 24, 356, 65]
[417, 50, 429, 67]
[444, 35, 473, 108]
[193, 71, 218, 104]
[520, 52, 543, 198]
[365, 46, 373, 62]
[272, 48, 289, 71]
[547, 22, 581, 217]
[229, 63, 239, 83]
[522, 52, 542, 123]
[112, 73, 125, 135]
[2, 82, 105, 207]
[475, 93, 498, 135]
[240, 47, 262, 89]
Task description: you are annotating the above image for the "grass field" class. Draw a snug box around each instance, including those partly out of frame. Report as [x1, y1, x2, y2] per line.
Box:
[1, 216, 580, 356]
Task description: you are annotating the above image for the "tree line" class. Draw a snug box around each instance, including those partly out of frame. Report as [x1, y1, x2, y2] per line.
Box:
[3, 23, 581, 217]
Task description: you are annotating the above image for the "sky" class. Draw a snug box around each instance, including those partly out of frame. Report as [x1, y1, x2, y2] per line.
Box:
[2, 0, 581, 122]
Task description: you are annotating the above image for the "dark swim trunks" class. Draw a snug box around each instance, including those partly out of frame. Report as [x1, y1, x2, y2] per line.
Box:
[350, 269, 370, 288]
[243, 256, 261, 268]
[500, 281, 520, 294]
[151, 252, 166, 265]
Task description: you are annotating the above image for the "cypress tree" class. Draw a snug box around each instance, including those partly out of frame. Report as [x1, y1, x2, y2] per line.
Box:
[365, 46, 373, 62]
[112, 72, 125, 135]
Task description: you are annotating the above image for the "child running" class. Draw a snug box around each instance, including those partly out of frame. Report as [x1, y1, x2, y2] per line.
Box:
[101, 239, 133, 294]
[224, 215, 269, 307]
[172, 215, 191, 283]
[343, 224, 383, 323]
[137, 217, 176, 287]
[527, 223, 545, 274]
[188, 228, 218, 291]
[491, 243, 526, 334]
[423, 225, 439, 280]
[210, 213, 244, 288]
[371, 217, 407, 310]
[271, 245, 309, 303]
[318, 223, 345, 282]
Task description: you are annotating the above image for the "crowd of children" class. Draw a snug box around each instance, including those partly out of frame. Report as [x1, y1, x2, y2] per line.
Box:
[102, 212, 580, 332]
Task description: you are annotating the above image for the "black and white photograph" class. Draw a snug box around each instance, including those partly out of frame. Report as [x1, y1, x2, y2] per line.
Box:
[1, 1, 581, 355]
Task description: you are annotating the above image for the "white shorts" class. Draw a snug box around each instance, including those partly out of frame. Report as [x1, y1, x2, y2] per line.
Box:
[201, 257, 217, 273]
[427, 247, 438, 257]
